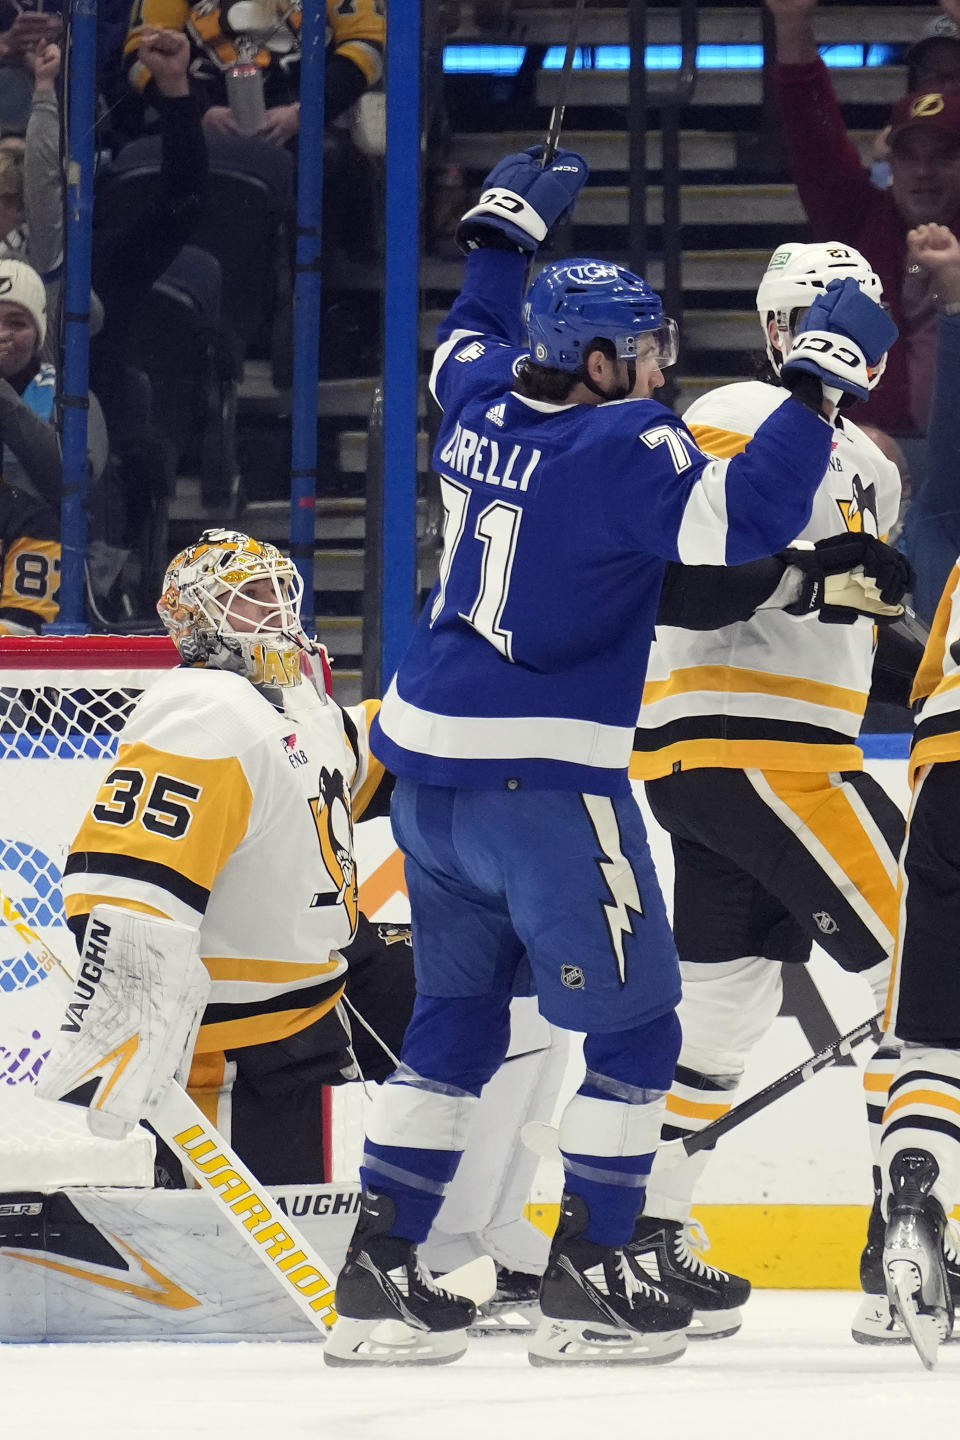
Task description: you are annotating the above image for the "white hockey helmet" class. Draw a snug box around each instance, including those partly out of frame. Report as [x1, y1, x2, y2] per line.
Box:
[157, 528, 330, 695]
[756, 242, 889, 388]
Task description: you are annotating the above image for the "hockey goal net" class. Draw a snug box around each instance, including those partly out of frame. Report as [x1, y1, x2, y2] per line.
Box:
[0, 635, 368, 1189]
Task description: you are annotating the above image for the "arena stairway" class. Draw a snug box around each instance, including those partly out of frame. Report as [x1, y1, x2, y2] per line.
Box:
[167, 1, 934, 701]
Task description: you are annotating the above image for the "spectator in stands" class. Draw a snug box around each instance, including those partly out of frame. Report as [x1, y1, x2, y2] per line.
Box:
[0, 42, 106, 363]
[0, 252, 61, 634]
[0, 257, 107, 515]
[0, 477, 58, 633]
[122, 0, 384, 148]
[0, 478, 58, 635]
[91, 28, 207, 431]
[897, 223, 960, 623]
[870, 13, 960, 189]
[0, 6, 59, 134]
[766, 0, 960, 436]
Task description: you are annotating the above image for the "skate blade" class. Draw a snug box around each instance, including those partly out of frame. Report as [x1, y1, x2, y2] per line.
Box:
[888, 1261, 948, 1371]
[528, 1317, 687, 1367]
[851, 1295, 911, 1346]
[469, 1300, 539, 1337]
[686, 1307, 743, 1341]
[324, 1317, 468, 1367]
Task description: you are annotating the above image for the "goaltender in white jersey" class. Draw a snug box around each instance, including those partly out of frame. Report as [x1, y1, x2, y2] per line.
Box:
[48, 529, 385, 1173]
[63, 654, 377, 1058]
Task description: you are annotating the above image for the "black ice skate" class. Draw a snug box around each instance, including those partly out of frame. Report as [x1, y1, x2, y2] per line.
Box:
[469, 1265, 541, 1337]
[629, 1214, 751, 1339]
[529, 1193, 692, 1367]
[852, 1189, 960, 1345]
[324, 1192, 478, 1366]
[883, 1150, 955, 1370]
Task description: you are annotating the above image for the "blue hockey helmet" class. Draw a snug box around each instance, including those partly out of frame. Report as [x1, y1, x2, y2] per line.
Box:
[523, 258, 679, 372]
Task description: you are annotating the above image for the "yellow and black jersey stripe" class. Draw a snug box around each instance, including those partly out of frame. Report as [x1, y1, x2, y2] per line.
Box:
[125, 0, 384, 92]
[195, 957, 345, 1052]
[909, 564, 960, 781]
[343, 697, 391, 820]
[64, 742, 252, 929]
[0, 484, 59, 633]
[635, 380, 901, 778]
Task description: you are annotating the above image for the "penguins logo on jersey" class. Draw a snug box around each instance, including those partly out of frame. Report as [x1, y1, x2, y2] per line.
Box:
[308, 767, 358, 929]
[836, 473, 879, 537]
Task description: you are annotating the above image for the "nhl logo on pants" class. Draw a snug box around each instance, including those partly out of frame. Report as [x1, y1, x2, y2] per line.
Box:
[813, 910, 839, 935]
[561, 965, 585, 989]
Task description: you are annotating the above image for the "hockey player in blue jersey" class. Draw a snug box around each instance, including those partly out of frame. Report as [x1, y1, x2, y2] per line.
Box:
[324, 147, 899, 1367]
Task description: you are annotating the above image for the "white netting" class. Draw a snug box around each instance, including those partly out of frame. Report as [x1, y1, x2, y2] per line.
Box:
[0, 637, 178, 1188]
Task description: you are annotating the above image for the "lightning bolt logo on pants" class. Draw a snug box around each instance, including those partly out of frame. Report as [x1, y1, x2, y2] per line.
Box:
[582, 795, 644, 984]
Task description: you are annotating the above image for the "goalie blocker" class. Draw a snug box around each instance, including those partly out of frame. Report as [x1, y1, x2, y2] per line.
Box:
[35, 905, 210, 1137]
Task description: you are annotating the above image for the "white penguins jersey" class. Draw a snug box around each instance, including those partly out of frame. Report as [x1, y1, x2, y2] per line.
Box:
[63, 666, 384, 1054]
[632, 380, 902, 779]
[908, 561, 960, 784]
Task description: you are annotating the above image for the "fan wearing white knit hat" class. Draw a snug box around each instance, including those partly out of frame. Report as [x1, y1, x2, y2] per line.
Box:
[0, 256, 106, 527]
[0, 254, 46, 364]
[0, 256, 59, 633]
[0, 256, 58, 505]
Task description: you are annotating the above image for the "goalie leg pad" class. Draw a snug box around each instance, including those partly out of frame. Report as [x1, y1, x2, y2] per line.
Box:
[35, 905, 209, 1138]
[423, 999, 566, 1276]
[0, 1181, 362, 1342]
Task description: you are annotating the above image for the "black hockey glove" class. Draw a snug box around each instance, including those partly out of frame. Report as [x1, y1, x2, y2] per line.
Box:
[780, 533, 913, 626]
[455, 146, 589, 255]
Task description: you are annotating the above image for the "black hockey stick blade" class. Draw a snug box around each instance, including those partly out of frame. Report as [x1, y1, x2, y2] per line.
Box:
[542, 0, 589, 164]
[671, 1009, 885, 1161]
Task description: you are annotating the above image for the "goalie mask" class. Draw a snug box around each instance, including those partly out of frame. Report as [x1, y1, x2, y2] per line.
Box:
[157, 529, 330, 697]
[756, 242, 889, 389]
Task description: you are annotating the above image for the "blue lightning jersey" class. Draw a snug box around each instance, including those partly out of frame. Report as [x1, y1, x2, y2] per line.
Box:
[372, 250, 835, 796]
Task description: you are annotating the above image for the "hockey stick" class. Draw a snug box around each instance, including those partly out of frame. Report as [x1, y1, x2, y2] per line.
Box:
[0, 891, 496, 1319]
[522, 1009, 885, 1166]
[542, 0, 589, 164]
[0, 889, 342, 1330]
[662, 1008, 885, 1162]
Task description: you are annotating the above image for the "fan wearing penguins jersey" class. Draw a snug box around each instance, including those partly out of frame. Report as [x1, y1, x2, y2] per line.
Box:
[47, 529, 396, 1183]
[0, 480, 59, 633]
[632, 241, 914, 1346]
[325, 146, 900, 1368]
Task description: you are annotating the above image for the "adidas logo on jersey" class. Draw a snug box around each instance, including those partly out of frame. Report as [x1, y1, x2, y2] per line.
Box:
[486, 402, 506, 428]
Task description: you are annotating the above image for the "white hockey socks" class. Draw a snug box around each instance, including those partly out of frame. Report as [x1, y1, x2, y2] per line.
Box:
[644, 956, 782, 1221]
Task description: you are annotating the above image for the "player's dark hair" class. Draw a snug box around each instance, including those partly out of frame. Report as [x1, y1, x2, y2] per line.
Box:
[514, 338, 617, 402]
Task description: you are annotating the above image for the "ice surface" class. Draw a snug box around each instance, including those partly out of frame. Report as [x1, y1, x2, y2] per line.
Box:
[7, 1291, 960, 1440]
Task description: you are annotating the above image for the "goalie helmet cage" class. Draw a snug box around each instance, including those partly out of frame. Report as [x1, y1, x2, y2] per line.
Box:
[0, 635, 367, 1190]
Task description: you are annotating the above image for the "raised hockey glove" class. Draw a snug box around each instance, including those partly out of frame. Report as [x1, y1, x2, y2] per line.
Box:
[780, 532, 912, 625]
[781, 277, 899, 404]
[456, 146, 589, 255]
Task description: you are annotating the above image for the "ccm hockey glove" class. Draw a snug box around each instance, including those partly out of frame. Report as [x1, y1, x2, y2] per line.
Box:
[780, 533, 912, 625]
[456, 146, 589, 254]
[781, 277, 899, 404]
